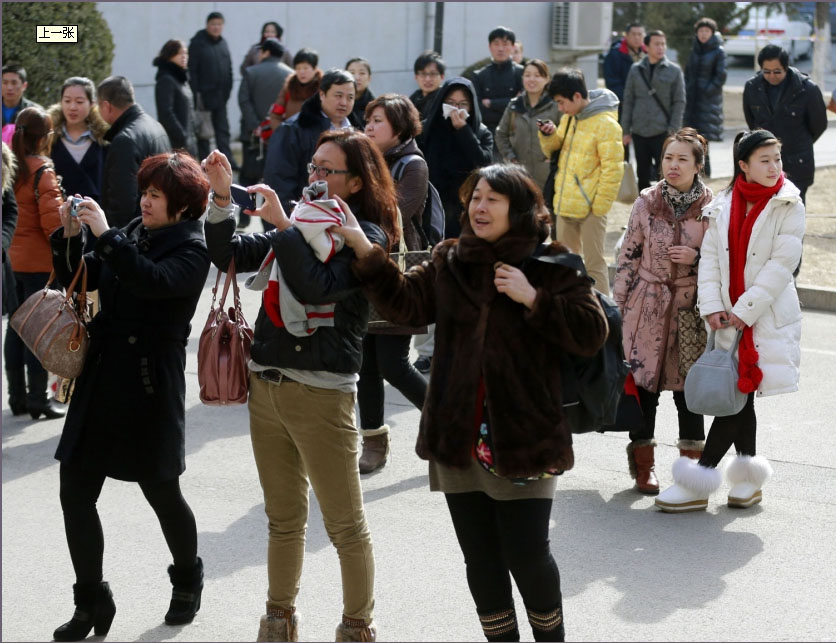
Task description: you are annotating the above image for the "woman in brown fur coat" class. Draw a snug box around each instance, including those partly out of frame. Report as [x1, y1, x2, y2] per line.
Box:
[337, 163, 608, 642]
[613, 128, 713, 495]
[268, 48, 322, 129]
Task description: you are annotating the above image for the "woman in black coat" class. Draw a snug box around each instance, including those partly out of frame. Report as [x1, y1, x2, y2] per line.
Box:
[417, 76, 494, 239]
[684, 18, 727, 175]
[49, 152, 211, 641]
[154, 39, 198, 157]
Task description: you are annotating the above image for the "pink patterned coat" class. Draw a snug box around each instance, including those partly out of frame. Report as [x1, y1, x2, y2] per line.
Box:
[613, 182, 713, 392]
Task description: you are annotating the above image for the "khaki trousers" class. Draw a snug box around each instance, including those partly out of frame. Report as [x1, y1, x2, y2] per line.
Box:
[247, 373, 375, 622]
[556, 213, 610, 295]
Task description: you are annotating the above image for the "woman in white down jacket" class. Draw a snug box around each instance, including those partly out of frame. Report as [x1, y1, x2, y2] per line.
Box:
[656, 129, 804, 513]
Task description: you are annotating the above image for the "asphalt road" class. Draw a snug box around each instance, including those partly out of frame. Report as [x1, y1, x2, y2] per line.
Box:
[2, 268, 835, 642]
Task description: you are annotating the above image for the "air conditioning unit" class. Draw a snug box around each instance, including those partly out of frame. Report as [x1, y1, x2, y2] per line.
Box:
[551, 2, 613, 51]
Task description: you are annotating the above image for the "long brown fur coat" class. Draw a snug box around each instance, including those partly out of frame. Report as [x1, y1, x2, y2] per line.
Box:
[353, 226, 609, 478]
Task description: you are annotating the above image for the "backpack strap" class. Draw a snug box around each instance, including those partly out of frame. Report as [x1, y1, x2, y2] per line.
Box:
[391, 154, 422, 183]
[33, 164, 50, 201]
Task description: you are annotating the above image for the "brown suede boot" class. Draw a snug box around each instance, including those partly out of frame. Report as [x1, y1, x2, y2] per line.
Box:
[627, 440, 659, 495]
[677, 439, 705, 461]
[257, 606, 299, 642]
[358, 426, 390, 474]
[335, 615, 376, 641]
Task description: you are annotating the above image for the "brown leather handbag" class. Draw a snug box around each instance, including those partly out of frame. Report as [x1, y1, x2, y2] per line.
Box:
[197, 258, 254, 405]
[9, 259, 90, 379]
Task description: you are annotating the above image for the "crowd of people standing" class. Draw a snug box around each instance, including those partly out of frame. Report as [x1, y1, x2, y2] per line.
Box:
[0, 9, 829, 643]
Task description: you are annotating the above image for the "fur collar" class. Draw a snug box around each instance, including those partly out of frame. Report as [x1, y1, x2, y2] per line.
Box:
[287, 69, 322, 101]
[2, 142, 16, 193]
[155, 60, 188, 84]
[48, 102, 109, 146]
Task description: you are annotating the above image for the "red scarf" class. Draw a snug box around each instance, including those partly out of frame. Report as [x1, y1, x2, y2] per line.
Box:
[728, 173, 784, 393]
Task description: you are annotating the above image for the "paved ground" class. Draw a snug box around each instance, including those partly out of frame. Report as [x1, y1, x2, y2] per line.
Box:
[2, 270, 835, 641]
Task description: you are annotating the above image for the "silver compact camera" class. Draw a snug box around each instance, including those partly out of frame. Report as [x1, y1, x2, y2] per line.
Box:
[69, 196, 83, 217]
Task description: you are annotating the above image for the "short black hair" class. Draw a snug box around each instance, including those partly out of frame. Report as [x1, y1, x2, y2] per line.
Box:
[207, 11, 224, 22]
[260, 37, 285, 59]
[2, 63, 27, 83]
[488, 26, 516, 44]
[413, 50, 446, 76]
[293, 48, 319, 68]
[694, 17, 718, 33]
[644, 29, 666, 46]
[96, 76, 135, 108]
[345, 57, 371, 76]
[625, 22, 644, 33]
[758, 44, 789, 70]
[548, 68, 587, 100]
[320, 69, 356, 94]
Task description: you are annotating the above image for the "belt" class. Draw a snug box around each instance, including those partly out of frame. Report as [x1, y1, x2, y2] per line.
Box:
[258, 369, 298, 385]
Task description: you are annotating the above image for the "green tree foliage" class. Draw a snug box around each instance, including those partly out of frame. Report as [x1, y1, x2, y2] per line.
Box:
[612, 2, 793, 66]
[2, 2, 114, 107]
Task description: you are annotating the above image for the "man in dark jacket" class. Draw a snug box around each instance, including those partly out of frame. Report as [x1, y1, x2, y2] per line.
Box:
[264, 69, 360, 217]
[188, 12, 235, 164]
[471, 26, 523, 142]
[409, 51, 445, 119]
[2, 64, 42, 126]
[743, 44, 827, 204]
[97, 76, 171, 228]
[603, 23, 645, 160]
[238, 38, 293, 228]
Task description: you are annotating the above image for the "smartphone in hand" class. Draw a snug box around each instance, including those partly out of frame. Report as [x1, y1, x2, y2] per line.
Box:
[230, 184, 257, 211]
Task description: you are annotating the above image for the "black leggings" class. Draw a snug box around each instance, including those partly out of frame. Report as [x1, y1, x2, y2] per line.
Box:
[445, 492, 562, 616]
[357, 334, 427, 429]
[59, 465, 197, 584]
[629, 387, 704, 442]
[699, 393, 757, 468]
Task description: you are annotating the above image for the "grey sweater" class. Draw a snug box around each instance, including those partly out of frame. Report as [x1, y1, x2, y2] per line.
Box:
[621, 56, 685, 137]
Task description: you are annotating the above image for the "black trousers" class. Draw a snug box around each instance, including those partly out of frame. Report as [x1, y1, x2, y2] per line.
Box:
[633, 133, 667, 191]
[357, 334, 427, 429]
[629, 387, 704, 442]
[197, 103, 233, 162]
[59, 465, 197, 584]
[445, 492, 562, 620]
[4, 271, 52, 377]
[699, 393, 757, 468]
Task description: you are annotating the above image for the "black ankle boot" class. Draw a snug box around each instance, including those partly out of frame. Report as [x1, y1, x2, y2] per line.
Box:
[53, 581, 116, 641]
[26, 369, 66, 420]
[165, 557, 203, 625]
[6, 367, 27, 415]
[527, 605, 565, 642]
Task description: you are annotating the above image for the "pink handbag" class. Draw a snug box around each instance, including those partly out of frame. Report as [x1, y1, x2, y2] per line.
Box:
[197, 258, 254, 405]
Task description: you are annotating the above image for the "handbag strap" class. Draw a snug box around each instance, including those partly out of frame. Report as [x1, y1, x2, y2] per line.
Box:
[637, 67, 671, 123]
[705, 329, 742, 353]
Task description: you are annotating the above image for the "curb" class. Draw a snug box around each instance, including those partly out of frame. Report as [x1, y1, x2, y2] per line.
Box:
[606, 265, 836, 313]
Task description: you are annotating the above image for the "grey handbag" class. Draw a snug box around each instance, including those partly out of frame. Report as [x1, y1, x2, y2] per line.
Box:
[684, 329, 748, 417]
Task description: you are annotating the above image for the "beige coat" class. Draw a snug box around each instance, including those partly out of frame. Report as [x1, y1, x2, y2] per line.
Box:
[613, 181, 713, 392]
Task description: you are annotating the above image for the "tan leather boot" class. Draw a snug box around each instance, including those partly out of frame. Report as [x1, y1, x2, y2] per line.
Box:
[627, 440, 659, 494]
[677, 439, 705, 461]
[358, 426, 390, 474]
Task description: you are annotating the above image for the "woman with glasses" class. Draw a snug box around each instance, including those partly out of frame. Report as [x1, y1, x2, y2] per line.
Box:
[203, 129, 398, 642]
[417, 76, 493, 239]
[4, 106, 66, 419]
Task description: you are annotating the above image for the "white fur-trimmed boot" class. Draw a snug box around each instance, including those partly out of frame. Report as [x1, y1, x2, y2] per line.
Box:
[726, 455, 773, 508]
[655, 457, 722, 513]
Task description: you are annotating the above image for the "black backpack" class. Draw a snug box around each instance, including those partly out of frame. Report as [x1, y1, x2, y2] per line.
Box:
[391, 154, 445, 247]
[531, 249, 630, 434]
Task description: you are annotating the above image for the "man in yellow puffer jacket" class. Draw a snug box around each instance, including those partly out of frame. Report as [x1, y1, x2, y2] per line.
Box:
[538, 69, 623, 294]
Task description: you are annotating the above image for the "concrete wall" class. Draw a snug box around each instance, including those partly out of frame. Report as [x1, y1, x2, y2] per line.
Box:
[97, 2, 609, 140]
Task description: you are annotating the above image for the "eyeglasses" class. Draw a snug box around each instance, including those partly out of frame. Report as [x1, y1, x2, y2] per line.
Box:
[307, 162, 350, 178]
[417, 71, 441, 78]
[761, 69, 785, 76]
[444, 100, 471, 110]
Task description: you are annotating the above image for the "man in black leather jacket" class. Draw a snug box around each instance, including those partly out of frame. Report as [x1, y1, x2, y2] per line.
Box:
[743, 44, 827, 204]
[96, 76, 170, 228]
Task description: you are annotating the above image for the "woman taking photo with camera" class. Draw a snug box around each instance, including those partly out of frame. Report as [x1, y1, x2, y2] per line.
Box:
[656, 129, 804, 513]
[203, 128, 397, 642]
[338, 163, 608, 642]
[49, 151, 211, 640]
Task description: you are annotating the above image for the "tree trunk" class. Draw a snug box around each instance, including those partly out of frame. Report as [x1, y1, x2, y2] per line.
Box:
[812, 2, 832, 89]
